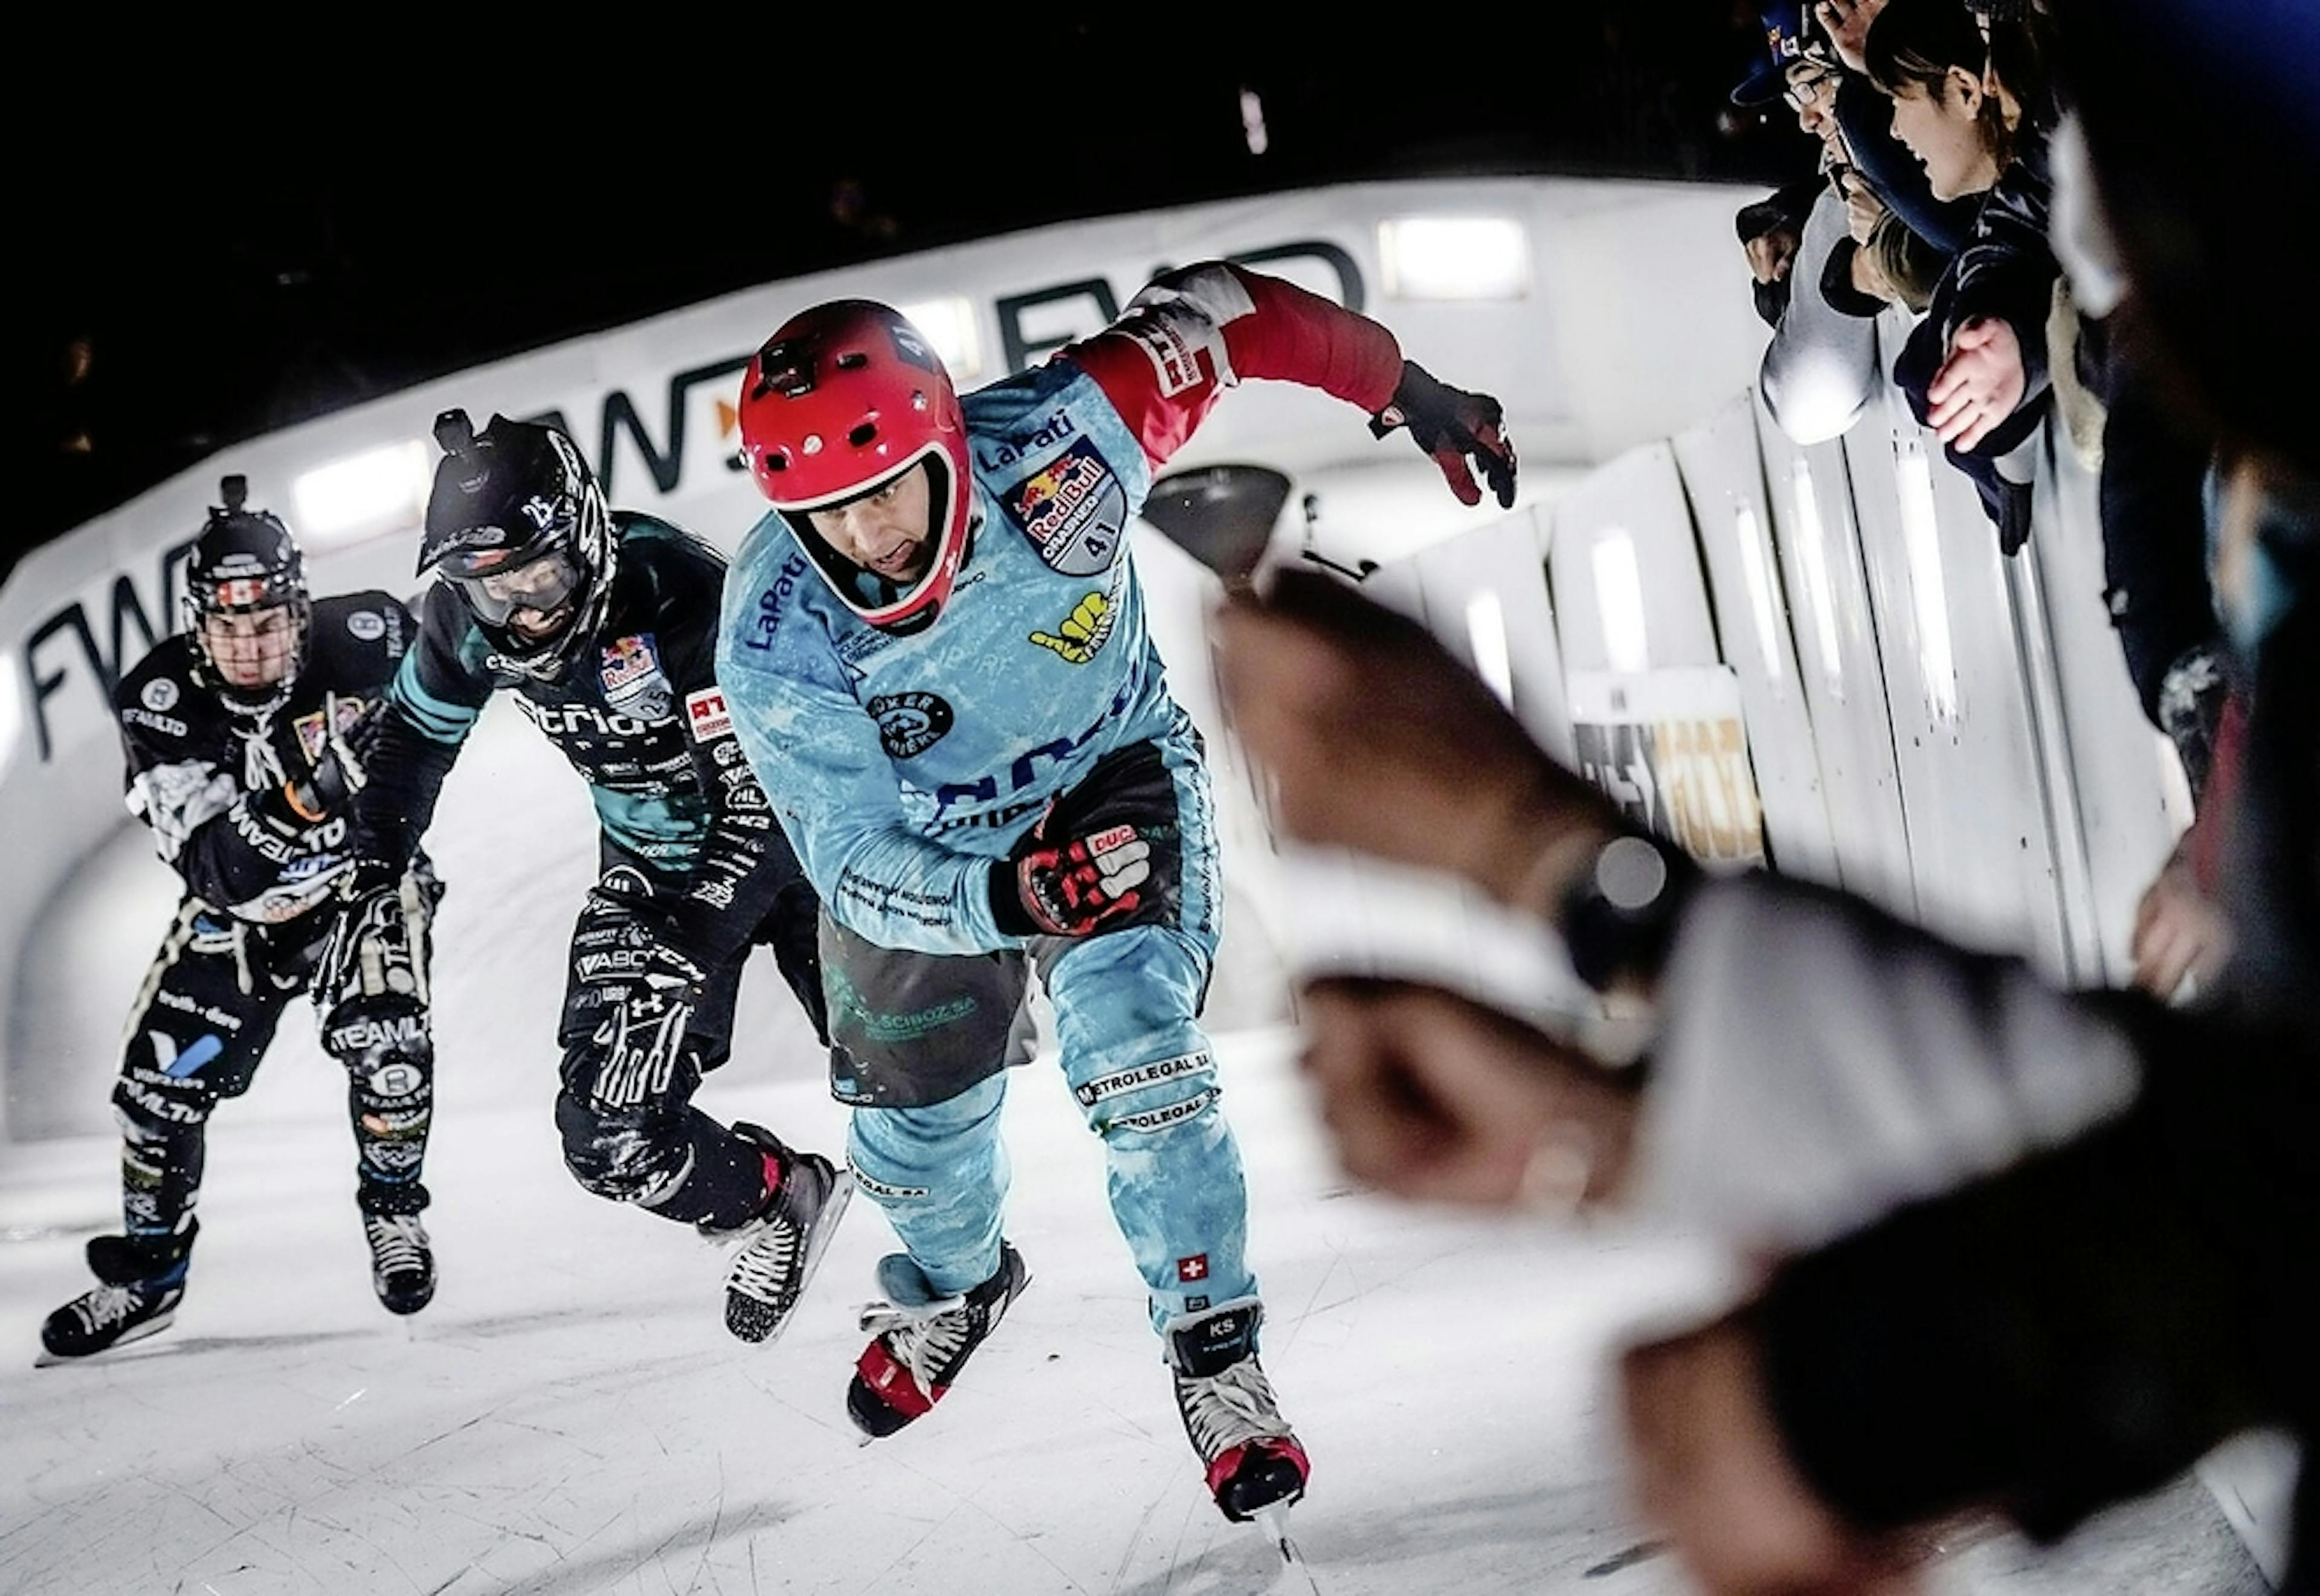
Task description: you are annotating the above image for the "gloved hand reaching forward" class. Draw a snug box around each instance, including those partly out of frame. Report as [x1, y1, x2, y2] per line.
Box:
[268, 693, 377, 828]
[1370, 361, 1518, 510]
[991, 742, 1182, 938]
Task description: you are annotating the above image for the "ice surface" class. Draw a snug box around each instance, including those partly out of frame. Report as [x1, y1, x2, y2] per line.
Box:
[0, 1028, 2271, 1595]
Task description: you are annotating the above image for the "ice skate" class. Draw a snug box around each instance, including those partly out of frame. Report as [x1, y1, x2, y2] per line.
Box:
[39, 1230, 195, 1363]
[362, 1212, 436, 1315]
[712, 1124, 854, 1345]
[847, 1243, 1030, 1438]
[1164, 1298, 1310, 1524]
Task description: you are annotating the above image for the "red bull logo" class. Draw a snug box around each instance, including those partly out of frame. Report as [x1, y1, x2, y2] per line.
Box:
[599, 634, 659, 691]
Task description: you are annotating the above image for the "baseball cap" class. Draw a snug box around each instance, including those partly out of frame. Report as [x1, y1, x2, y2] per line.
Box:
[1732, 3, 1831, 106]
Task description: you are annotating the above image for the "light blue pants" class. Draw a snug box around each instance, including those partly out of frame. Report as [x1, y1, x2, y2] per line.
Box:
[846, 727, 1252, 1330]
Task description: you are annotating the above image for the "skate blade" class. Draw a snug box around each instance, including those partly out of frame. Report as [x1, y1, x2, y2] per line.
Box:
[34, 1310, 178, 1368]
[1254, 1503, 1323, 1595]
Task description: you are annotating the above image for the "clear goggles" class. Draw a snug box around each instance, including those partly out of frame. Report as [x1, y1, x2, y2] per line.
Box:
[443, 542, 585, 626]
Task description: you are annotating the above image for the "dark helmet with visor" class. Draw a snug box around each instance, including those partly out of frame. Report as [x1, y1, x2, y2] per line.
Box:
[184, 475, 311, 719]
[417, 409, 615, 680]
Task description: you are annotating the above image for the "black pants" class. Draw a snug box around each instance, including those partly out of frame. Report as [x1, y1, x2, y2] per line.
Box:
[550, 849, 824, 1228]
[111, 864, 441, 1244]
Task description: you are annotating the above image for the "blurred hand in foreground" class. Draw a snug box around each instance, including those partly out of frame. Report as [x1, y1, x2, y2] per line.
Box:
[1621, 1312, 1932, 1595]
[1216, 568, 1623, 916]
[2131, 834, 2234, 1002]
[1296, 977, 1638, 1208]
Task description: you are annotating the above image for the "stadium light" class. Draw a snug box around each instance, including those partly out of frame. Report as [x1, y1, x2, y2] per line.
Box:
[1240, 88, 1271, 156]
[1379, 217, 1531, 301]
[898, 297, 982, 385]
[292, 440, 433, 550]
[1591, 529, 1651, 674]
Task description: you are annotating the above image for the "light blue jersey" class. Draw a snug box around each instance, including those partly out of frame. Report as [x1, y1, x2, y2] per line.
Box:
[718, 358, 1193, 954]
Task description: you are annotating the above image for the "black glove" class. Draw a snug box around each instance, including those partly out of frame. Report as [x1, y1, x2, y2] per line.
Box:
[1368, 361, 1518, 510]
[990, 742, 1182, 939]
[315, 864, 404, 1002]
[258, 693, 376, 831]
[585, 921, 712, 1084]
[336, 855, 400, 906]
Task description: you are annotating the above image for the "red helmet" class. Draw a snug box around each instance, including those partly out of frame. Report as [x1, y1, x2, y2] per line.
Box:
[738, 300, 975, 632]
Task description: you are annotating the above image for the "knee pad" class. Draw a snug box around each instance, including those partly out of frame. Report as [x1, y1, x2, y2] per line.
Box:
[1074, 1049, 1220, 1140]
[553, 1091, 692, 1206]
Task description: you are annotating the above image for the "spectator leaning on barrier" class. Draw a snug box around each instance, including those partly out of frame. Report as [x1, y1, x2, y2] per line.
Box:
[1869, 0, 2061, 556]
[1816, 0, 1983, 257]
[1732, 7, 1886, 445]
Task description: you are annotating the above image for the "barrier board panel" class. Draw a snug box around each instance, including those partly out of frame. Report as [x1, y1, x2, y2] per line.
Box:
[1547, 442, 1721, 677]
[1671, 393, 1842, 888]
[1409, 507, 1574, 768]
[1751, 404, 1918, 921]
[2024, 432, 2196, 986]
[1842, 362, 2069, 973]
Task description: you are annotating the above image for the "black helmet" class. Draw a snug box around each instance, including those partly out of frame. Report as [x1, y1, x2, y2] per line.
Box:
[184, 475, 311, 717]
[419, 409, 615, 680]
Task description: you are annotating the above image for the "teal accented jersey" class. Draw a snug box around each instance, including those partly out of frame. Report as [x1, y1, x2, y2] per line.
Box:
[361, 515, 793, 964]
[719, 361, 1184, 954]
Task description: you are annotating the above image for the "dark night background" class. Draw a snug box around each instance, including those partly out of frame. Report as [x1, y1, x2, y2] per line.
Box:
[11, 13, 1802, 583]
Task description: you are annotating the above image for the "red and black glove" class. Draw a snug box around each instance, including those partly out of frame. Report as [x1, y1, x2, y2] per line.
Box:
[1370, 360, 1518, 510]
[990, 742, 1182, 939]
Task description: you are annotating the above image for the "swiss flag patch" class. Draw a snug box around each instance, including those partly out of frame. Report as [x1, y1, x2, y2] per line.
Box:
[685, 687, 733, 741]
[1177, 1253, 1210, 1283]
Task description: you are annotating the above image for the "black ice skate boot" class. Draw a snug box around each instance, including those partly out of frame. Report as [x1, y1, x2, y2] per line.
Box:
[361, 1211, 436, 1315]
[710, 1124, 854, 1345]
[1164, 1298, 1310, 1522]
[39, 1227, 197, 1362]
[847, 1243, 1031, 1439]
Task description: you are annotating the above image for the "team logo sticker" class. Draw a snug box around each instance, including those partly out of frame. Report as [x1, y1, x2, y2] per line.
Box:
[868, 691, 954, 758]
[346, 610, 387, 641]
[1030, 590, 1116, 664]
[685, 686, 733, 741]
[599, 634, 672, 720]
[294, 695, 370, 762]
[141, 677, 179, 712]
[368, 1061, 425, 1099]
[1003, 437, 1127, 577]
[1121, 304, 1208, 397]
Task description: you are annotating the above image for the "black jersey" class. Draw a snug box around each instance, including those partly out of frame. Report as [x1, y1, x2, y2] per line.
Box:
[360, 514, 785, 963]
[115, 591, 416, 925]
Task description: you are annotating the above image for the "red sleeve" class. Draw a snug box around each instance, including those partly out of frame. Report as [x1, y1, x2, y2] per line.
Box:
[1062, 262, 1405, 469]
